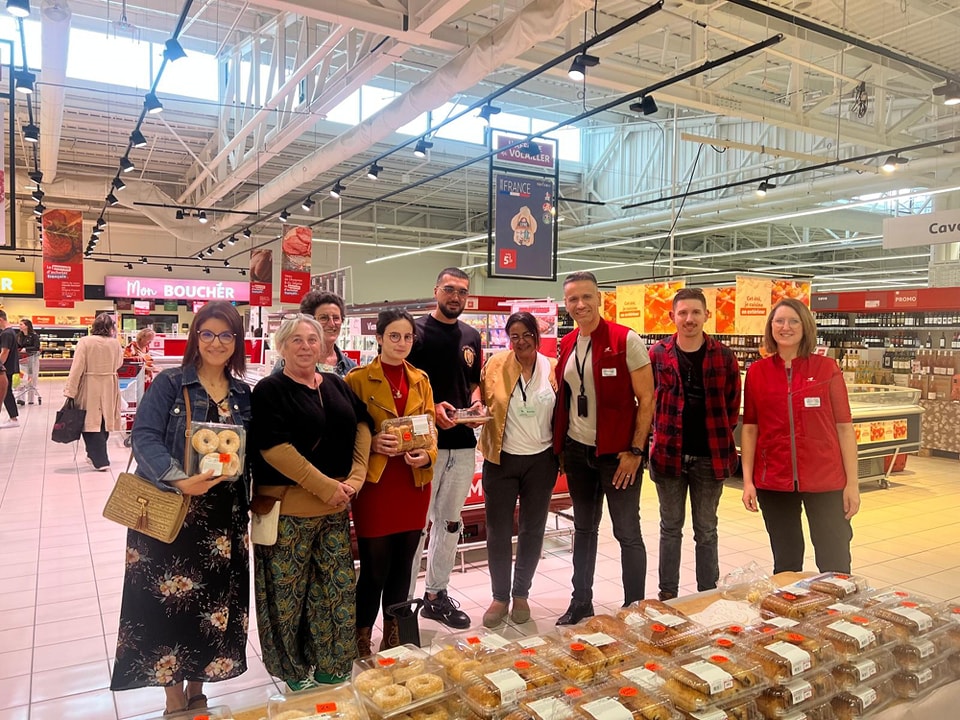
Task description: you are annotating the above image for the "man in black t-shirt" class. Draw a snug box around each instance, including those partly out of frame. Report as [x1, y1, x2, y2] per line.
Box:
[406, 267, 483, 629]
[0, 310, 21, 427]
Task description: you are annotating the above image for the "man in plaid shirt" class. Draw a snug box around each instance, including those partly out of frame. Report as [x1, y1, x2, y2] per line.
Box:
[648, 288, 741, 601]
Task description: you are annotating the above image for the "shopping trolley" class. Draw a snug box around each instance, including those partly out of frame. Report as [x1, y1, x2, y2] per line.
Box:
[14, 350, 42, 406]
[118, 358, 145, 447]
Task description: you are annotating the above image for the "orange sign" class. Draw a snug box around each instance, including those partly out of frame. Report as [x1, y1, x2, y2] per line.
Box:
[643, 281, 685, 333]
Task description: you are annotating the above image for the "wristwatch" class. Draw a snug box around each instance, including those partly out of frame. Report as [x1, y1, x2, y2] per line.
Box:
[629, 446, 644, 457]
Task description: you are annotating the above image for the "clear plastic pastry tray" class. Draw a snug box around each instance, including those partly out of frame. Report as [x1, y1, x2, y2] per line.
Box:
[351, 644, 453, 718]
[381, 415, 437, 452]
[804, 615, 894, 660]
[867, 599, 945, 640]
[458, 652, 565, 718]
[890, 627, 955, 671]
[755, 670, 835, 717]
[830, 649, 897, 690]
[891, 657, 951, 699]
[828, 673, 894, 720]
[568, 679, 677, 720]
[432, 628, 519, 671]
[616, 605, 710, 655]
[662, 648, 766, 712]
[805, 574, 869, 601]
[533, 632, 632, 685]
[189, 421, 246, 479]
[268, 685, 363, 719]
[759, 588, 834, 620]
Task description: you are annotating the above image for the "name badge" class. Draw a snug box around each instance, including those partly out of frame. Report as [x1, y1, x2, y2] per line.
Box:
[601, 368, 617, 377]
[518, 405, 537, 417]
[804, 397, 821, 408]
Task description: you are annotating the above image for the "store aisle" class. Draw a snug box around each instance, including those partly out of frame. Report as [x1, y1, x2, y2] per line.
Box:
[0, 378, 958, 719]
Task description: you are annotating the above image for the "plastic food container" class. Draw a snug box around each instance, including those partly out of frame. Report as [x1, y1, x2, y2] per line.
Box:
[612, 659, 671, 695]
[432, 629, 518, 671]
[157, 706, 235, 720]
[616, 608, 710, 655]
[662, 648, 765, 712]
[743, 629, 836, 681]
[381, 415, 437, 452]
[189, 421, 246, 479]
[759, 588, 834, 620]
[568, 680, 676, 720]
[550, 627, 638, 679]
[775, 698, 836, 720]
[806, 573, 869, 601]
[830, 650, 896, 690]
[828, 674, 894, 720]
[452, 407, 494, 424]
[805, 615, 894, 659]
[890, 627, 954, 670]
[502, 692, 577, 720]
[755, 670, 835, 717]
[869, 600, 944, 640]
[268, 685, 363, 719]
[352, 644, 452, 718]
[394, 696, 463, 720]
[458, 653, 564, 717]
[891, 658, 949, 699]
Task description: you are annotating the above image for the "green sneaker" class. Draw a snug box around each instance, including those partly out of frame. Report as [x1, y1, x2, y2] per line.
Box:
[313, 670, 349, 685]
[285, 676, 321, 692]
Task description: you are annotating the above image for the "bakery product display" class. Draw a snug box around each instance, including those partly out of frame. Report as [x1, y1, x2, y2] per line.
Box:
[569, 682, 675, 720]
[808, 573, 869, 600]
[760, 588, 834, 620]
[830, 649, 897, 690]
[829, 675, 894, 720]
[662, 649, 762, 711]
[381, 415, 437, 452]
[267, 686, 363, 720]
[756, 669, 836, 717]
[352, 645, 452, 717]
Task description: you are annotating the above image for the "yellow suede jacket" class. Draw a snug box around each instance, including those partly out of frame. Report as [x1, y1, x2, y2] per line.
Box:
[345, 356, 437, 488]
[479, 350, 558, 465]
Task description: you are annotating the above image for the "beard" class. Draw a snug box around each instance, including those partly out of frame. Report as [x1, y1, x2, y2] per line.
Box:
[438, 302, 464, 320]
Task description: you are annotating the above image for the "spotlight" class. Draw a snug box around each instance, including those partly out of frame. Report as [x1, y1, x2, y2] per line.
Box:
[205, 247, 215, 256]
[629, 95, 658, 115]
[567, 54, 600, 82]
[22, 123, 39, 142]
[202, 267, 211, 274]
[163, 38, 187, 62]
[140, 256, 148, 264]
[16, 255, 25, 263]
[223, 259, 230, 267]
[933, 80, 960, 106]
[755, 181, 776, 197]
[478, 104, 501, 123]
[330, 181, 344, 199]
[367, 163, 382, 181]
[197, 210, 208, 224]
[112, 176, 126, 191]
[217, 241, 225, 251]
[175, 209, 185, 220]
[239, 269, 247, 276]
[31, 189, 43, 202]
[279, 209, 290, 223]
[89, 233, 98, 244]
[28, 170, 42, 184]
[96, 217, 106, 229]
[92, 225, 102, 237]
[124, 262, 133, 270]
[301, 196, 315, 211]
[227, 235, 237, 245]
[130, 129, 147, 148]
[120, 156, 135, 173]
[5, 0, 30, 18]
[106, 191, 119, 206]
[414, 138, 434, 158]
[242, 228, 252, 239]
[164, 265, 173, 272]
[33, 203, 45, 216]
[881, 155, 908, 173]
[14, 69, 34, 94]
[144, 92, 163, 114]
[523, 140, 541, 156]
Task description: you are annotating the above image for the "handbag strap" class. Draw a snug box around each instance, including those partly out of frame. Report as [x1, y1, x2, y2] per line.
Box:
[124, 385, 195, 474]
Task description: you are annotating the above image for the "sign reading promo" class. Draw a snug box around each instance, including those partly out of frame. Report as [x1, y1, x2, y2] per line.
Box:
[883, 208, 960, 249]
[104, 276, 251, 302]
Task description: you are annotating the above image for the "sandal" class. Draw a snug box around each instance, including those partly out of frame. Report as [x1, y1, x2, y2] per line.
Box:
[186, 694, 208, 710]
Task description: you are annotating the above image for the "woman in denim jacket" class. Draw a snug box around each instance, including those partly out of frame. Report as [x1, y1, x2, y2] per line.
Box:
[110, 302, 253, 716]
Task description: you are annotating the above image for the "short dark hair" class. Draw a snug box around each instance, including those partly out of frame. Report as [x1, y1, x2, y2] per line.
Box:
[763, 298, 818, 357]
[436, 267, 469, 285]
[299, 291, 346, 319]
[376, 308, 416, 337]
[672, 287, 707, 310]
[91, 313, 115, 337]
[505, 312, 540, 347]
[182, 301, 246, 377]
[563, 271, 598, 287]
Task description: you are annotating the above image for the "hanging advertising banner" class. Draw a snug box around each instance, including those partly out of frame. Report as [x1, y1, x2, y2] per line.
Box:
[715, 286, 737, 333]
[643, 280, 685, 334]
[280, 226, 312, 302]
[490, 173, 557, 280]
[42, 209, 85, 307]
[602, 289, 617, 322]
[494, 133, 558, 172]
[614, 283, 644, 333]
[736, 276, 773, 335]
[771, 279, 811, 306]
[0, 106, 5, 248]
[701, 287, 718, 334]
[249, 247, 273, 307]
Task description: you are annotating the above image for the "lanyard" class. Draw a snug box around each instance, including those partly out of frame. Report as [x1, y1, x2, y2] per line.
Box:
[515, 368, 535, 404]
[574, 340, 591, 396]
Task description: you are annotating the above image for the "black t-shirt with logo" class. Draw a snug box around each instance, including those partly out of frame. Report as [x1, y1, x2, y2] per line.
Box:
[0, 327, 20, 375]
[408, 314, 482, 449]
[677, 343, 709, 457]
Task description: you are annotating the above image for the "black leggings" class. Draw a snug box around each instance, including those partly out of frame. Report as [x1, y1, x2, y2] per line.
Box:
[356, 530, 422, 628]
[1, 371, 17, 420]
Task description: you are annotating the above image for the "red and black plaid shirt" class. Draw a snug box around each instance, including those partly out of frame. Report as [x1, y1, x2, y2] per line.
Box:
[649, 333, 741, 479]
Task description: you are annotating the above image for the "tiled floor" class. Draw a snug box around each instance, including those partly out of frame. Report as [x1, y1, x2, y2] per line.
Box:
[1, 379, 958, 719]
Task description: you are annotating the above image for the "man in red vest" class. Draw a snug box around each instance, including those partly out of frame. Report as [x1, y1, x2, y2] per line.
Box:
[553, 272, 655, 624]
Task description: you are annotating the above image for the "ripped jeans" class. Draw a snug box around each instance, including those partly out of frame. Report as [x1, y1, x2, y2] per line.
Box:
[409, 448, 477, 597]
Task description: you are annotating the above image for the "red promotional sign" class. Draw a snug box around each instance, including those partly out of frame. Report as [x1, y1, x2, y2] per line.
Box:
[280, 226, 311, 303]
[32, 315, 56, 325]
[41, 209, 85, 306]
[249, 247, 273, 307]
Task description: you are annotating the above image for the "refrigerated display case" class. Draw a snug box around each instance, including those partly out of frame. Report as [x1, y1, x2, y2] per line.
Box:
[846, 384, 924, 487]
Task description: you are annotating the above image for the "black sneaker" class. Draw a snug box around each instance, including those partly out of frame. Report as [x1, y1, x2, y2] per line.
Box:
[421, 590, 471, 629]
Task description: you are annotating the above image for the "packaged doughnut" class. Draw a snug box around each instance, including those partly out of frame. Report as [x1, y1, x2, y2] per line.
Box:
[662, 648, 765, 712]
[759, 588, 833, 620]
[352, 645, 453, 718]
[189, 421, 246, 480]
[805, 573, 869, 601]
[890, 627, 954, 671]
[381, 415, 437, 452]
[267, 684, 363, 720]
[158, 705, 235, 720]
[452, 406, 494, 424]
[804, 615, 894, 659]
[567, 680, 676, 720]
[891, 658, 950, 699]
[431, 628, 518, 670]
[828, 674, 894, 720]
[830, 649, 896, 690]
[755, 670, 835, 717]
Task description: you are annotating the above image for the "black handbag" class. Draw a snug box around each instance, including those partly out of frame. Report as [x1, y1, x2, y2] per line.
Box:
[51, 398, 86, 444]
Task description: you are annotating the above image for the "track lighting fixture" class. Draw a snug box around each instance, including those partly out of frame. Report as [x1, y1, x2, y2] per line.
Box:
[35, 216, 42, 224]
[523, 140, 541, 156]
[217, 241, 225, 251]
[478, 104, 501, 123]
[367, 163, 383, 181]
[933, 80, 960, 106]
[755, 181, 776, 197]
[120, 156, 135, 173]
[106, 191, 119, 206]
[16, 255, 25, 263]
[22, 123, 39, 142]
[629, 95, 659, 115]
[124, 262, 133, 270]
[330, 181, 344, 199]
[140, 256, 148, 264]
[279, 209, 290, 223]
[130, 129, 147, 148]
[175, 209, 185, 220]
[242, 228, 252, 239]
[31, 189, 43, 202]
[14, 70, 34, 94]
[227, 235, 237, 245]
[89, 233, 98, 244]
[28, 170, 42, 184]
[205, 247, 215, 256]
[223, 259, 230, 267]
[163, 38, 187, 62]
[414, 138, 434, 158]
[301, 196, 315, 211]
[197, 211, 208, 224]
[112, 176, 126, 191]
[239, 269, 247, 276]
[92, 225, 102, 237]
[568, 54, 600, 82]
[881, 155, 908, 173]
[33, 203, 45, 216]
[202, 267, 211, 274]
[5, 0, 30, 18]
[144, 92, 163, 114]
[164, 265, 173, 272]
[96, 217, 106, 229]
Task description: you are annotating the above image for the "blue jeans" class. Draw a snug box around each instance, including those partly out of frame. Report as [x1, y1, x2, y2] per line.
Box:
[651, 456, 724, 596]
[563, 438, 646, 605]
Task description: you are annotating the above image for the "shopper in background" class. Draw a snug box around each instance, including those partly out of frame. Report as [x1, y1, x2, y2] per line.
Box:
[345, 309, 436, 656]
[110, 302, 252, 715]
[64, 313, 123, 470]
[17, 319, 41, 405]
[0, 310, 20, 427]
[648, 288, 741, 601]
[553, 271, 654, 625]
[478, 311, 558, 627]
[741, 298, 860, 573]
[251, 314, 371, 689]
[406, 267, 483, 630]
[272, 291, 357, 377]
[125, 326, 157, 382]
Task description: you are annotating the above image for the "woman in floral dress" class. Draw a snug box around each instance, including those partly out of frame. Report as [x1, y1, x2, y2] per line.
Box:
[110, 302, 252, 715]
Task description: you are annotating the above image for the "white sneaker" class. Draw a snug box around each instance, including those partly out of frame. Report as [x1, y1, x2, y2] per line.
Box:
[0, 420, 19, 429]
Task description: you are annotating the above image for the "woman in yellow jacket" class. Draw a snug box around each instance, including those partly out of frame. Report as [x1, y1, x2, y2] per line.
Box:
[345, 309, 437, 656]
[478, 311, 558, 627]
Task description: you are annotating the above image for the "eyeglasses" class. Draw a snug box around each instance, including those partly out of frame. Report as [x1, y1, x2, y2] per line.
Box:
[386, 332, 416, 343]
[198, 330, 237, 344]
[772, 317, 802, 327]
[316, 314, 342, 324]
[438, 285, 469, 298]
[509, 332, 535, 342]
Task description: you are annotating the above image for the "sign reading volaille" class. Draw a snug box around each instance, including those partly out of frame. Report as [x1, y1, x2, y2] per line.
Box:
[104, 276, 251, 302]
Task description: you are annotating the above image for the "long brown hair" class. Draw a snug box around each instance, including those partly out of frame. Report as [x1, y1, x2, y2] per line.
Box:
[182, 301, 246, 376]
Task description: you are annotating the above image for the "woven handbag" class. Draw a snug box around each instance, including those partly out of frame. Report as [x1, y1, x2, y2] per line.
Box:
[102, 388, 193, 543]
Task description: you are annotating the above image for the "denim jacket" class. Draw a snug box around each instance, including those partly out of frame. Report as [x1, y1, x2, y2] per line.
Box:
[131, 364, 253, 495]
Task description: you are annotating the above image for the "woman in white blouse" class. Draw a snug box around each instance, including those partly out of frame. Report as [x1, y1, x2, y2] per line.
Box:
[478, 312, 558, 627]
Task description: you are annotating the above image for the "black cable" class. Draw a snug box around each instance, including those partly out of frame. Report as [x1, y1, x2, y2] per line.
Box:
[650, 143, 704, 281]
